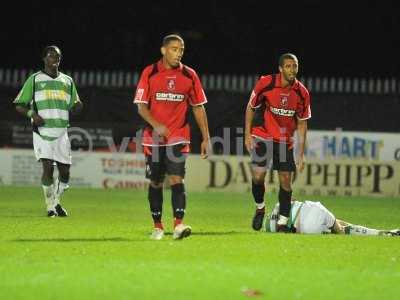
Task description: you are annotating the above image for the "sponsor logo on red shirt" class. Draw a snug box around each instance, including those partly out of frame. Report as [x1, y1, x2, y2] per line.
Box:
[155, 92, 185, 102]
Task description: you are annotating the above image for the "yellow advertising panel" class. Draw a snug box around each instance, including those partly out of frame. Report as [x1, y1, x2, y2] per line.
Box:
[185, 155, 400, 197]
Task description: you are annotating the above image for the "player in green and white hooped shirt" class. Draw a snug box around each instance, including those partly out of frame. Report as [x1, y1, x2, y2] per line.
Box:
[14, 46, 83, 217]
[266, 199, 400, 236]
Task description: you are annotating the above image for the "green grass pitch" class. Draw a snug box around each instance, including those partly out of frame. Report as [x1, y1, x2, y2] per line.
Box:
[0, 186, 399, 299]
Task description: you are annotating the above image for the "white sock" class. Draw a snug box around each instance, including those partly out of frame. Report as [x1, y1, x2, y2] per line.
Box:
[54, 178, 69, 205]
[256, 203, 265, 210]
[42, 184, 55, 211]
[277, 215, 288, 226]
[345, 224, 380, 236]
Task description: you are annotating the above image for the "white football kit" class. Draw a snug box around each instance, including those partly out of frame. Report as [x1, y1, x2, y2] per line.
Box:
[267, 201, 336, 234]
[33, 130, 72, 164]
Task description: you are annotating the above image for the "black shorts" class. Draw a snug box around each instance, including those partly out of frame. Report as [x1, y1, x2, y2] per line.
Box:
[251, 139, 296, 172]
[145, 144, 187, 182]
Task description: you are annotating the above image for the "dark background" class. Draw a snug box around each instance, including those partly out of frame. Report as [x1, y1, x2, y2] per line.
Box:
[2, 1, 400, 77]
[1, 1, 399, 152]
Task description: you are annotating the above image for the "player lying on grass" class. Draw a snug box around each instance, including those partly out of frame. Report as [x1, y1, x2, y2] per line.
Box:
[266, 199, 400, 236]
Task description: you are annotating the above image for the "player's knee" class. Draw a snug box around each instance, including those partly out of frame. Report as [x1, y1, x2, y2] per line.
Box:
[279, 173, 291, 190]
[56, 167, 70, 183]
[41, 160, 54, 177]
[150, 181, 163, 189]
[252, 172, 266, 184]
[59, 170, 70, 182]
[41, 170, 54, 186]
[42, 169, 53, 179]
[169, 175, 183, 186]
[280, 183, 291, 192]
[332, 220, 344, 234]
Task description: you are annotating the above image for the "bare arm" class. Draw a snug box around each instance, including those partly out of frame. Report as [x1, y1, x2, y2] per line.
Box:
[15, 105, 44, 126]
[244, 104, 256, 153]
[192, 105, 210, 159]
[15, 105, 29, 117]
[137, 103, 169, 137]
[296, 119, 308, 172]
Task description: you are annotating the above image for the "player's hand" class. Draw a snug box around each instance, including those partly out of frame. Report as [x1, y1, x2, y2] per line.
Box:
[200, 138, 211, 159]
[296, 156, 305, 173]
[245, 134, 254, 153]
[71, 101, 83, 115]
[32, 113, 45, 126]
[153, 123, 170, 138]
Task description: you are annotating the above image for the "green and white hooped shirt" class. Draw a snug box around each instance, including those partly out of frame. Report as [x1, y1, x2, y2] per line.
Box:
[14, 71, 80, 141]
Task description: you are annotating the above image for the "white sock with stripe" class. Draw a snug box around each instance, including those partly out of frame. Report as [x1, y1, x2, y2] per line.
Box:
[54, 178, 69, 205]
[42, 184, 55, 211]
[345, 224, 381, 236]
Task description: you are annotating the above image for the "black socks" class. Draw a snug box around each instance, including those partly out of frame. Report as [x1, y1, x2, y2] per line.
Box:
[278, 187, 292, 218]
[148, 185, 163, 223]
[171, 183, 186, 219]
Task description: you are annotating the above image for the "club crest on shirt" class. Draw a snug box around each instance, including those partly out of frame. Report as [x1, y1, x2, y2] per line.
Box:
[167, 79, 175, 91]
[280, 95, 288, 107]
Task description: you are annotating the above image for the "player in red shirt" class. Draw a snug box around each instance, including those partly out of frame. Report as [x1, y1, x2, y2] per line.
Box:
[134, 34, 210, 240]
[244, 53, 311, 232]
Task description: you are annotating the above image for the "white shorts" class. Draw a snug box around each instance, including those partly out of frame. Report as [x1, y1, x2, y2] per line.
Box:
[33, 131, 72, 165]
[297, 201, 336, 234]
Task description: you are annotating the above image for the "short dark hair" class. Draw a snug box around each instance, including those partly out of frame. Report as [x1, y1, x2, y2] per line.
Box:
[162, 34, 184, 46]
[279, 53, 298, 67]
[42, 45, 62, 59]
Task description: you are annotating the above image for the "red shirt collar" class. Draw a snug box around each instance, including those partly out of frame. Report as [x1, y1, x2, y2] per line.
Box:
[157, 59, 183, 72]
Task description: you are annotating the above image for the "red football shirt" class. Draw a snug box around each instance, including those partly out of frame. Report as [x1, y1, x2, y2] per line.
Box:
[248, 73, 311, 147]
[134, 60, 207, 147]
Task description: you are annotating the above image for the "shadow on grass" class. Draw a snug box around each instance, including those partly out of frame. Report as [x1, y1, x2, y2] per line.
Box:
[9, 232, 248, 243]
[164, 231, 245, 236]
[10, 237, 132, 242]
[1, 215, 44, 218]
